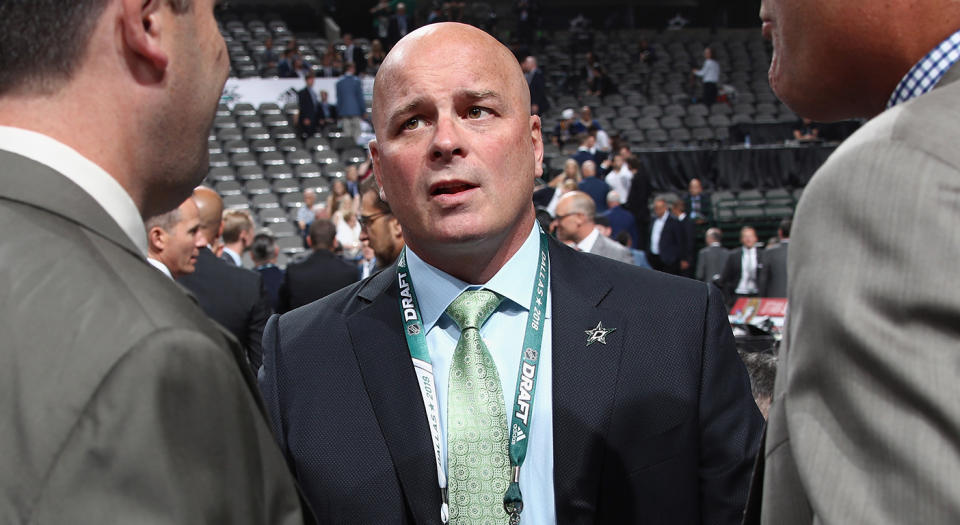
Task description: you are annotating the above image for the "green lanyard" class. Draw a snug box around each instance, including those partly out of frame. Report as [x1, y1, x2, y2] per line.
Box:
[396, 229, 550, 525]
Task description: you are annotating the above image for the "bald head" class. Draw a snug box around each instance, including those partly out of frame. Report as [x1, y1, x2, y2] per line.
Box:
[372, 23, 530, 133]
[192, 186, 224, 245]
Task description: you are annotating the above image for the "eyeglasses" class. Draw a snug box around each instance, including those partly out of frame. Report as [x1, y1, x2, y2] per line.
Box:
[358, 211, 390, 228]
[554, 212, 583, 221]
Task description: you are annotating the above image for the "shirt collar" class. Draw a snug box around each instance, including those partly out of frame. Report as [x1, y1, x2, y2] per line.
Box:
[222, 247, 243, 266]
[0, 126, 148, 258]
[147, 256, 173, 279]
[576, 227, 600, 252]
[405, 221, 544, 332]
[888, 28, 960, 108]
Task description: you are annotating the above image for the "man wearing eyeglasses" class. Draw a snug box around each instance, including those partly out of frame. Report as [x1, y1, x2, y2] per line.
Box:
[358, 175, 405, 272]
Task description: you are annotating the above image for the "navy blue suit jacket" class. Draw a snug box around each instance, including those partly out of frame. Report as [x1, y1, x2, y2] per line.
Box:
[602, 205, 640, 248]
[335, 74, 365, 117]
[651, 214, 685, 266]
[260, 237, 762, 524]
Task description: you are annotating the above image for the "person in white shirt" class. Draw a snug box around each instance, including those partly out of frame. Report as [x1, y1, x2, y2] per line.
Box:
[692, 46, 721, 106]
[720, 226, 763, 305]
[145, 195, 206, 279]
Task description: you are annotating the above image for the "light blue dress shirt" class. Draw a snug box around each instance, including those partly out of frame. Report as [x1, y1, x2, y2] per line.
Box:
[406, 222, 555, 525]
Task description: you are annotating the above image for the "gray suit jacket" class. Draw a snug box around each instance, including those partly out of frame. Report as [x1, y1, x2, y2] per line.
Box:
[696, 244, 728, 285]
[759, 241, 788, 298]
[588, 231, 635, 264]
[0, 151, 307, 523]
[758, 65, 960, 523]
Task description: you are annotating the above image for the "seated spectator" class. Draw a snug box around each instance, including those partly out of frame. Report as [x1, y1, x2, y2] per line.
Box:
[793, 118, 821, 142]
[277, 49, 298, 78]
[336, 208, 363, 261]
[278, 219, 359, 313]
[251, 231, 284, 313]
[145, 196, 205, 280]
[602, 153, 633, 202]
[316, 90, 337, 129]
[553, 108, 576, 147]
[297, 189, 317, 234]
[571, 105, 601, 135]
[586, 64, 614, 96]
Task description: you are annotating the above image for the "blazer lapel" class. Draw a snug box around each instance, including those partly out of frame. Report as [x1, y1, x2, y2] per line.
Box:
[347, 268, 444, 524]
[0, 151, 142, 259]
[549, 240, 627, 523]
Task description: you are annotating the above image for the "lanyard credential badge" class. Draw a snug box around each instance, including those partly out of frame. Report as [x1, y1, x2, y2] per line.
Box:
[396, 229, 550, 524]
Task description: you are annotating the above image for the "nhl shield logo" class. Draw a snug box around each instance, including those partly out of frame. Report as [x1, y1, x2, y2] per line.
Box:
[524, 348, 538, 361]
[407, 323, 422, 336]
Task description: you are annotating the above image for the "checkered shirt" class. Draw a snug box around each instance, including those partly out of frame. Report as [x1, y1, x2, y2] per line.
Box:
[888, 29, 960, 108]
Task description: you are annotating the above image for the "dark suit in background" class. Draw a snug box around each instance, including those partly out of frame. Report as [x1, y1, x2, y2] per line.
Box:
[685, 193, 712, 223]
[278, 250, 358, 313]
[178, 247, 272, 371]
[260, 238, 762, 523]
[760, 241, 788, 297]
[676, 213, 696, 277]
[0, 153, 304, 523]
[527, 67, 550, 115]
[720, 247, 766, 305]
[297, 86, 319, 139]
[256, 264, 286, 313]
[624, 169, 652, 249]
[649, 214, 685, 274]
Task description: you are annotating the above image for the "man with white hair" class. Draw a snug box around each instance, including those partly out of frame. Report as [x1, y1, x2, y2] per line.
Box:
[601, 190, 640, 249]
[576, 159, 610, 212]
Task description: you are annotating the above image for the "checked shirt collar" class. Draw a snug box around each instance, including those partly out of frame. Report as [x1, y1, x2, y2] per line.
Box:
[888, 29, 960, 108]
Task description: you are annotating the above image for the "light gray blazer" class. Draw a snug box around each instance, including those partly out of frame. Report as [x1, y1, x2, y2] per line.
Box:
[588, 231, 635, 264]
[0, 152, 307, 524]
[759, 64, 960, 523]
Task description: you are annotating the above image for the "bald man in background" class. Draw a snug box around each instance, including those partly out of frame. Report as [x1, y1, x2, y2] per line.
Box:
[260, 22, 760, 525]
[179, 187, 272, 372]
[752, 0, 960, 523]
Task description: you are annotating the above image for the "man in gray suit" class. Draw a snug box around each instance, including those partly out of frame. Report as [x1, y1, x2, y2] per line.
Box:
[695, 227, 728, 286]
[554, 190, 634, 264]
[752, 0, 960, 522]
[759, 218, 790, 298]
[0, 1, 308, 522]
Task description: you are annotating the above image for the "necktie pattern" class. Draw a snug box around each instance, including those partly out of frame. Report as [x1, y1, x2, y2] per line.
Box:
[446, 289, 510, 524]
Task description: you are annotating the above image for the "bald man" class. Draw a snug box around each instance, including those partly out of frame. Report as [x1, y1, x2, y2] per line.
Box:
[260, 23, 760, 525]
[178, 187, 272, 372]
[752, 1, 960, 523]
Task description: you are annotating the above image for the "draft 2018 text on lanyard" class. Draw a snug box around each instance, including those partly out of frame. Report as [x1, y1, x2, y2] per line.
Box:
[395, 230, 550, 524]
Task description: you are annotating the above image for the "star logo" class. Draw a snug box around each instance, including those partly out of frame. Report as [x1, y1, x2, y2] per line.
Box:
[585, 321, 616, 346]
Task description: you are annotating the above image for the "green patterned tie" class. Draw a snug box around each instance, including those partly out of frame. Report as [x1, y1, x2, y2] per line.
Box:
[446, 289, 510, 525]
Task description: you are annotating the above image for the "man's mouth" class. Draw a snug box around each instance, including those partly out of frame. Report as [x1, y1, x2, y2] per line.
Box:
[430, 180, 478, 196]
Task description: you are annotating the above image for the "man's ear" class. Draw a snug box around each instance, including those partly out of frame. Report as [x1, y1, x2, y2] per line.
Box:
[148, 226, 166, 252]
[120, 0, 169, 77]
[369, 139, 388, 202]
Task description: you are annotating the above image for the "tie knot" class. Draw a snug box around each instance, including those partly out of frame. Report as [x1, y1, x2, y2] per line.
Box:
[446, 289, 502, 331]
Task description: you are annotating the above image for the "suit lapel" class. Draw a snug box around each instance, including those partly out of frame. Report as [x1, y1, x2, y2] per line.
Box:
[347, 268, 443, 524]
[549, 240, 626, 523]
[0, 151, 142, 259]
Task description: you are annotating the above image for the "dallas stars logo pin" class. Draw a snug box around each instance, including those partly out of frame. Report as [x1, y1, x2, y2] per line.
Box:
[585, 321, 616, 346]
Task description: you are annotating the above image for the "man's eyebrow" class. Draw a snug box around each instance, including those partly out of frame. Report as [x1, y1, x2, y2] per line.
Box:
[461, 89, 501, 101]
[388, 97, 427, 122]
